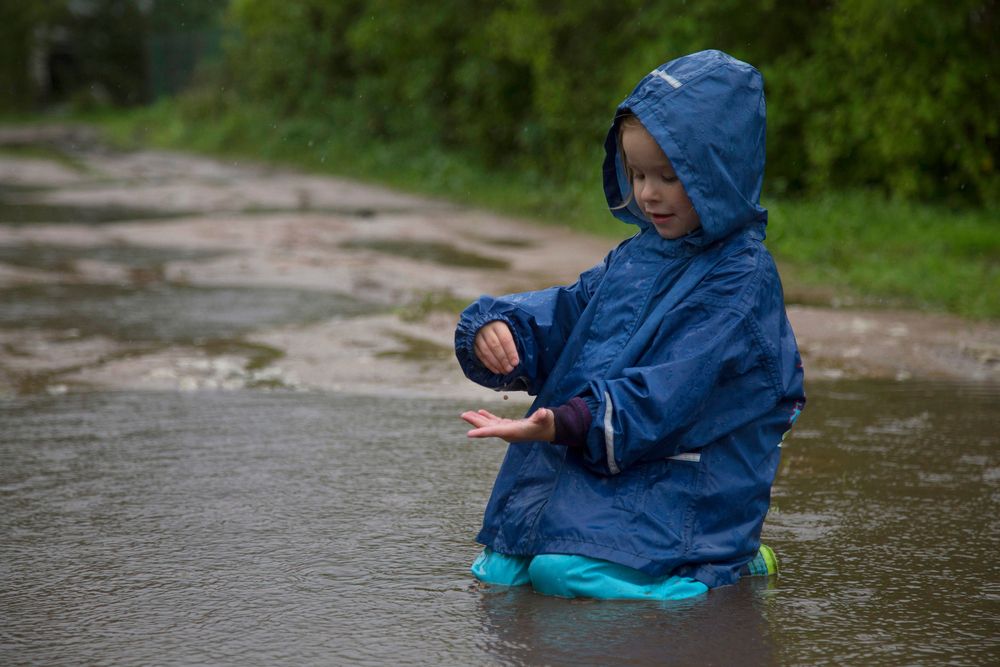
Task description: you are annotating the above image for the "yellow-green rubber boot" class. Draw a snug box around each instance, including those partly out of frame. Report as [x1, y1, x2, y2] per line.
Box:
[742, 544, 779, 577]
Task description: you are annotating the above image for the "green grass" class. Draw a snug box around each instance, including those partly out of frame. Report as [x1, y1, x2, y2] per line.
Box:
[767, 194, 999, 318]
[47, 101, 1000, 320]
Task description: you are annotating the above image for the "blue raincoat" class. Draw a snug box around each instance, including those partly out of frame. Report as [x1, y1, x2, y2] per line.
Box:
[455, 50, 805, 589]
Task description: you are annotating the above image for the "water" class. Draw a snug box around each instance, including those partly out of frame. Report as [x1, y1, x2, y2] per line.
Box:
[339, 239, 510, 269]
[0, 283, 374, 343]
[0, 192, 399, 226]
[1, 382, 997, 666]
[0, 244, 228, 272]
[0, 198, 194, 225]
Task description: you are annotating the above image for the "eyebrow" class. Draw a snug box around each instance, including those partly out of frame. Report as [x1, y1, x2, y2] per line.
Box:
[625, 157, 675, 174]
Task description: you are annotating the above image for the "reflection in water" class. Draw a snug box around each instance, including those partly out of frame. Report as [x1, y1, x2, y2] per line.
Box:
[0, 381, 997, 665]
[477, 579, 776, 666]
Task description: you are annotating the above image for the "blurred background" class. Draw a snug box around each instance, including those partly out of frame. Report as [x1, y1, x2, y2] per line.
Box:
[1, 0, 998, 316]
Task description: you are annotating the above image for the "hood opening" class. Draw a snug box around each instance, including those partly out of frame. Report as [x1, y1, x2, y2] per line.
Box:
[603, 50, 769, 248]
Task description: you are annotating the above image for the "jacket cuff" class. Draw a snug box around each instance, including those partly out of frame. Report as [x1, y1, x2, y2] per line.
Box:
[551, 397, 592, 448]
[575, 391, 620, 475]
[454, 312, 520, 388]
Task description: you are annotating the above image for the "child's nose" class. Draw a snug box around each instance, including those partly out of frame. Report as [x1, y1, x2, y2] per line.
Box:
[639, 181, 660, 203]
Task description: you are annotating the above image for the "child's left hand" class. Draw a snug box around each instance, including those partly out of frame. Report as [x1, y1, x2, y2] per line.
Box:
[461, 408, 555, 443]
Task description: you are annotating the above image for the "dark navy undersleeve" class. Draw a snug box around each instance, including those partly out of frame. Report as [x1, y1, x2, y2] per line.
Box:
[551, 397, 592, 448]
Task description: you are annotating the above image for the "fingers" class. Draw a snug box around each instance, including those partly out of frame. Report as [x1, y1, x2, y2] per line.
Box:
[476, 325, 510, 373]
[460, 408, 512, 440]
[532, 408, 556, 442]
[496, 326, 519, 369]
[459, 408, 552, 443]
[467, 426, 503, 439]
[529, 408, 550, 423]
[474, 322, 519, 374]
[461, 410, 494, 428]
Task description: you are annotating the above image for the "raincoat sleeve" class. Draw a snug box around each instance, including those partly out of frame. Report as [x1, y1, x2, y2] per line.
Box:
[577, 288, 800, 476]
[455, 254, 611, 395]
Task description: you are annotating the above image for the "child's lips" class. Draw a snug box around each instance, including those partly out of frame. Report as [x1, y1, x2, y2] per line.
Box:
[649, 213, 675, 224]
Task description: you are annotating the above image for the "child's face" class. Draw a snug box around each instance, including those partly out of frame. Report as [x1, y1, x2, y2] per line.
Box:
[621, 123, 701, 239]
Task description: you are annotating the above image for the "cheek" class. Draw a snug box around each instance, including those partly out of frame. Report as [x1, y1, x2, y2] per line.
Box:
[675, 189, 697, 215]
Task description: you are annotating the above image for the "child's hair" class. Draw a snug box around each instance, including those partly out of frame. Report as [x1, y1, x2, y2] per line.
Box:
[612, 112, 643, 211]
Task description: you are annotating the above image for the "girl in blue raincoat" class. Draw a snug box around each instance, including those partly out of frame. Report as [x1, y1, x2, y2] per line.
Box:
[455, 50, 805, 600]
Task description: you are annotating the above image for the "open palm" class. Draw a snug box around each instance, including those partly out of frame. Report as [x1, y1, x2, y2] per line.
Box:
[461, 408, 555, 443]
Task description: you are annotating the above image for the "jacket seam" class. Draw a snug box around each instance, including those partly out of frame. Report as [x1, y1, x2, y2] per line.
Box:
[744, 254, 784, 400]
[748, 316, 783, 403]
[635, 60, 732, 107]
[529, 535, 665, 562]
[682, 242, 765, 314]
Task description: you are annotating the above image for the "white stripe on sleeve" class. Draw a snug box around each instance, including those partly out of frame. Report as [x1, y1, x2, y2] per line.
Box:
[603, 390, 620, 475]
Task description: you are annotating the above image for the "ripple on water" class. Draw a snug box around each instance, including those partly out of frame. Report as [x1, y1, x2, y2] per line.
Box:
[0, 381, 998, 666]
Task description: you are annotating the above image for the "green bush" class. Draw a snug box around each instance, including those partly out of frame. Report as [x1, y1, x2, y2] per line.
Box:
[216, 0, 998, 206]
[0, 0, 229, 110]
[0, 3, 69, 110]
[5, 2, 997, 203]
[773, 0, 1000, 205]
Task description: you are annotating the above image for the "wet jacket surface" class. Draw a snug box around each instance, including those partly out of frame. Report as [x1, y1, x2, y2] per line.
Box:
[455, 50, 805, 588]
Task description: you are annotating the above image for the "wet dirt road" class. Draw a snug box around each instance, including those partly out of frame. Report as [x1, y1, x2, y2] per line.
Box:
[0, 123, 997, 398]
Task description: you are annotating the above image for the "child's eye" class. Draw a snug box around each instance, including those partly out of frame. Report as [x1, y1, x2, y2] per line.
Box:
[661, 174, 679, 183]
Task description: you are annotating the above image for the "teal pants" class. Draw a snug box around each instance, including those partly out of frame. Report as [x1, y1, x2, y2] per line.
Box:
[471, 548, 709, 601]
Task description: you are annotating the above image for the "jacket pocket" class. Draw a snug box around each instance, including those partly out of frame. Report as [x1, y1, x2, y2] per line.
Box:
[642, 457, 701, 546]
[611, 464, 647, 512]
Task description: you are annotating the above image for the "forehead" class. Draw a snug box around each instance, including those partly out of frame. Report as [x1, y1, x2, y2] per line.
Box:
[621, 123, 670, 166]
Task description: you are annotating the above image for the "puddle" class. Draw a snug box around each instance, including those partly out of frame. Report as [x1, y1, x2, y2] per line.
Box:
[0, 198, 195, 225]
[0, 143, 89, 173]
[0, 197, 411, 226]
[0, 243, 228, 272]
[0, 283, 376, 343]
[1, 337, 292, 397]
[376, 332, 453, 362]
[341, 238, 510, 269]
[240, 204, 381, 218]
[396, 291, 469, 322]
[466, 233, 537, 249]
[0, 381, 996, 665]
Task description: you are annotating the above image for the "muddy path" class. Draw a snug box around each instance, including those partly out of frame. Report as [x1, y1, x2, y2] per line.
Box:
[1, 124, 997, 399]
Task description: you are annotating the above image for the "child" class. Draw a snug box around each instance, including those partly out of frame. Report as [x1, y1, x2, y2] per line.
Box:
[455, 50, 805, 600]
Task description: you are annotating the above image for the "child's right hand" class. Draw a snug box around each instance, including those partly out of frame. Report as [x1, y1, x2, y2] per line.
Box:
[474, 321, 520, 374]
[462, 408, 555, 443]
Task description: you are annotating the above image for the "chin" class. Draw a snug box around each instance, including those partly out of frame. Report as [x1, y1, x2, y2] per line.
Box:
[654, 227, 686, 240]
[654, 222, 700, 240]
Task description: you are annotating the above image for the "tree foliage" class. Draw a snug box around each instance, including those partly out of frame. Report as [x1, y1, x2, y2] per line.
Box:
[3, 0, 997, 205]
[0, 0, 227, 109]
[217, 0, 999, 205]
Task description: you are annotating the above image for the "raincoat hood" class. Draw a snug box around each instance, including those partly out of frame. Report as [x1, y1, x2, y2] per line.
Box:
[604, 50, 767, 247]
